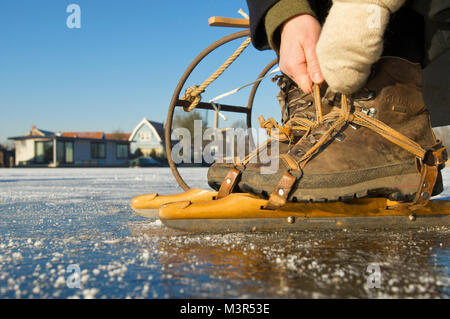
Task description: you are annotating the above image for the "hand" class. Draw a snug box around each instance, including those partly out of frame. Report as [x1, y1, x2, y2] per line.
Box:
[279, 14, 324, 94]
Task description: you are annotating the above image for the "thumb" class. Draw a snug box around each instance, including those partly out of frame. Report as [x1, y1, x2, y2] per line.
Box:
[305, 45, 324, 84]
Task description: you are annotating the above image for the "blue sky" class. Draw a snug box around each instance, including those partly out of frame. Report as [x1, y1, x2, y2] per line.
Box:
[0, 0, 280, 144]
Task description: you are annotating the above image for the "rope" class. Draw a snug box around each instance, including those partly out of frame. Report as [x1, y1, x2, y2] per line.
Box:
[207, 67, 280, 123]
[181, 37, 252, 112]
[210, 102, 227, 121]
[238, 9, 249, 20]
[209, 67, 280, 104]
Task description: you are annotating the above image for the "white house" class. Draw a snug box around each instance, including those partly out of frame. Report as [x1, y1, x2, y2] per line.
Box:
[9, 126, 130, 167]
[129, 118, 165, 157]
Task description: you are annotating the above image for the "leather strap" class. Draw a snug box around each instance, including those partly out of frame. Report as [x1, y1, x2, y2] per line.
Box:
[409, 145, 447, 208]
[428, 141, 448, 166]
[388, 156, 440, 211]
[217, 167, 241, 199]
[264, 171, 299, 210]
[412, 163, 438, 207]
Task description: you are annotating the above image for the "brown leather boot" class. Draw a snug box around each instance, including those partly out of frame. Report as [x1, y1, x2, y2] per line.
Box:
[226, 57, 446, 209]
[207, 75, 331, 196]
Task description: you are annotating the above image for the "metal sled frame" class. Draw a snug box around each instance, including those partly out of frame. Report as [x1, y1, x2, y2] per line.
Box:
[164, 17, 277, 191]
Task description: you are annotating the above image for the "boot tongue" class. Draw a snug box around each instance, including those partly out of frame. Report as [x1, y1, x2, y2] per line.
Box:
[273, 75, 296, 123]
[288, 82, 334, 124]
[274, 75, 320, 125]
[288, 92, 314, 121]
[289, 113, 340, 159]
[288, 85, 346, 159]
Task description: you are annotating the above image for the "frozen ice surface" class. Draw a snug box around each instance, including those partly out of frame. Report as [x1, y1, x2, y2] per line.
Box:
[0, 167, 448, 299]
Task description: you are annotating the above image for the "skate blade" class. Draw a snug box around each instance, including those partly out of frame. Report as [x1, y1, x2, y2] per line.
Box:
[131, 188, 217, 218]
[132, 208, 159, 219]
[158, 193, 450, 233]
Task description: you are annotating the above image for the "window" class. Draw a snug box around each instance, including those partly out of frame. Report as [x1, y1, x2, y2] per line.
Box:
[56, 141, 74, 164]
[116, 144, 129, 159]
[91, 142, 106, 159]
[65, 142, 74, 163]
[35, 141, 53, 164]
[139, 131, 152, 141]
[57, 141, 65, 163]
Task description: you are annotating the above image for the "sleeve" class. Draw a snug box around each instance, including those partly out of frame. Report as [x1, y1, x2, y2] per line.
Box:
[246, 0, 279, 51]
[264, 0, 317, 52]
[247, 0, 315, 50]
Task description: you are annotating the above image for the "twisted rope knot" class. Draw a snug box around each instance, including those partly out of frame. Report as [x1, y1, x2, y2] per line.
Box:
[258, 116, 292, 141]
[181, 85, 204, 112]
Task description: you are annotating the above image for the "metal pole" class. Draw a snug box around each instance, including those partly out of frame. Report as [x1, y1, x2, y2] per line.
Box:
[213, 108, 219, 129]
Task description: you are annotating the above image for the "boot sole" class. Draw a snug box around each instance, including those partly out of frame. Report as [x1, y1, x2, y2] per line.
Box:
[239, 172, 422, 203]
[287, 173, 422, 202]
[209, 163, 444, 203]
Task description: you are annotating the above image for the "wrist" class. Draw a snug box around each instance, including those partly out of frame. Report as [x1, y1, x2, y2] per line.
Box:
[264, 0, 317, 52]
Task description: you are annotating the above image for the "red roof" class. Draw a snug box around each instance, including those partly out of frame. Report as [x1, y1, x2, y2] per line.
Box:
[105, 133, 131, 141]
[62, 132, 131, 141]
[63, 132, 104, 139]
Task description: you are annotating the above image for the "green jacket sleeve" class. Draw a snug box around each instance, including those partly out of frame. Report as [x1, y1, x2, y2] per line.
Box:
[264, 0, 317, 52]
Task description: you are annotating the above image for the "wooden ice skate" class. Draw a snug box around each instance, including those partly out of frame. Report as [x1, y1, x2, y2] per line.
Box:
[131, 14, 450, 232]
[131, 189, 217, 219]
[158, 194, 450, 233]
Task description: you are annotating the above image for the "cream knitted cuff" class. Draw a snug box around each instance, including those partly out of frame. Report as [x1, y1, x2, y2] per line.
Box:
[316, 0, 405, 93]
[335, 0, 405, 13]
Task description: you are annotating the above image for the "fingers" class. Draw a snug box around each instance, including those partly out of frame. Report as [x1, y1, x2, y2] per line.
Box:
[304, 43, 324, 85]
[279, 14, 323, 93]
[291, 62, 313, 94]
[279, 51, 313, 94]
[278, 38, 322, 93]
